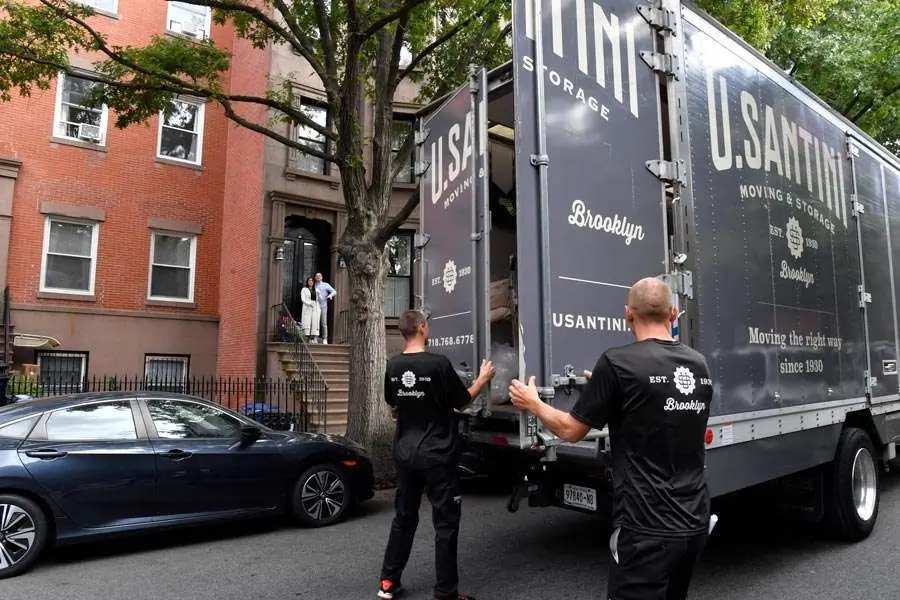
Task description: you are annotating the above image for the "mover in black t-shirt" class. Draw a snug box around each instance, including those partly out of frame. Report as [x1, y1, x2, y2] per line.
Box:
[509, 277, 714, 600]
[377, 310, 495, 600]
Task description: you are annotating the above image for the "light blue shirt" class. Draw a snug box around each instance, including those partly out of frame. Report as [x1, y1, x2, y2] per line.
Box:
[316, 282, 336, 307]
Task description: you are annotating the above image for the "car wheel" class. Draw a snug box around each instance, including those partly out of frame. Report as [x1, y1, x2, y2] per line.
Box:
[0, 494, 49, 580]
[290, 463, 350, 528]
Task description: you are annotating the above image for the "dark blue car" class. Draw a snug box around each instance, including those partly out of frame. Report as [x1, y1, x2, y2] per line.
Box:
[0, 391, 374, 579]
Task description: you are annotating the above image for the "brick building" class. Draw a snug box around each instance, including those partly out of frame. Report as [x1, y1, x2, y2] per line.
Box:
[1, 1, 420, 409]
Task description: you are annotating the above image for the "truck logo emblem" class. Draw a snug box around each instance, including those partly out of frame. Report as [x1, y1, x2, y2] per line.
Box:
[786, 217, 804, 259]
[673, 366, 696, 396]
[443, 259, 458, 294]
[401, 371, 417, 388]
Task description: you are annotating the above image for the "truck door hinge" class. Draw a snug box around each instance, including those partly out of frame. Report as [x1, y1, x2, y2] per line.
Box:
[864, 370, 877, 393]
[658, 270, 694, 299]
[639, 51, 681, 79]
[847, 138, 860, 159]
[850, 194, 865, 218]
[530, 154, 549, 167]
[646, 159, 686, 186]
[858, 284, 872, 308]
[637, 4, 676, 35]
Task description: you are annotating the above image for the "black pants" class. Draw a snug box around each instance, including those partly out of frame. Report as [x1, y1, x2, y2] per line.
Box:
[380, 462, 462, 599]
[607, 527, 708, 600]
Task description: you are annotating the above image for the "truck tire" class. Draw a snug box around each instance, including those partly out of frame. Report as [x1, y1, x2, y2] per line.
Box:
[825, 427, 879, 542]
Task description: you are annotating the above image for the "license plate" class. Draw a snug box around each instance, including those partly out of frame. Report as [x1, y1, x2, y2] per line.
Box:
[562, 483, 597, 511]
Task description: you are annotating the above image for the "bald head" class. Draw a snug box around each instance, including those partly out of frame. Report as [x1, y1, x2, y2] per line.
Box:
[626, 277, 674, 325]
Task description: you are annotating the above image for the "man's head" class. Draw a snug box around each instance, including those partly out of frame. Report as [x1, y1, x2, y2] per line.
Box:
[315, 273, 323, 282]
[398, 309, 429, 344]
[625, 277, 677, 337]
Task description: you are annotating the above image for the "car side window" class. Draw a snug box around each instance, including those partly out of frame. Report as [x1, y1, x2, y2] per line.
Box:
[0, 416, 39, 440]
[45, 401, 138, 441]
[146, 399, 243, 440]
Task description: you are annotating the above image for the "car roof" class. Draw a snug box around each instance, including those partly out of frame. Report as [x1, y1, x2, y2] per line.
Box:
[0, 391, 217, 421]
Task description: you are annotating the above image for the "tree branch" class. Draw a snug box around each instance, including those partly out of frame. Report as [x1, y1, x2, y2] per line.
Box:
[311, 0, 338, 82]
[356, 0, 432, 44]
[850, 82, 900, 123]
[377, 186, 420, 247]
[394, 0, 497, 89]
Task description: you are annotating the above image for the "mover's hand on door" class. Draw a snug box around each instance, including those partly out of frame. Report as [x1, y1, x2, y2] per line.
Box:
[509, 376, 539, 412]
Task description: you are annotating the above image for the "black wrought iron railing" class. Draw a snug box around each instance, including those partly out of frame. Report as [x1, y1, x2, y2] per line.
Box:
[2, 373, 321, 432]
[271, 303, 329, 431]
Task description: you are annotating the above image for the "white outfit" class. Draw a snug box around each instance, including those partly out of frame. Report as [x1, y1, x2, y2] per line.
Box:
[300, 287, 321, 338]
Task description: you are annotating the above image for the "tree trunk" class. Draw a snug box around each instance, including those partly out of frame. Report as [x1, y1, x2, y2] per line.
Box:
[342, 241, 395, 482]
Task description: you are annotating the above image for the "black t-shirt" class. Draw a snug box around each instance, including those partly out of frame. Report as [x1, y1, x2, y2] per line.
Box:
[571, 339, 713, 537]
[384, 351, 470, 468]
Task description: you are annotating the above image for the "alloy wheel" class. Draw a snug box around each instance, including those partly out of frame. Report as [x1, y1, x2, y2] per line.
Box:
[851, 447, 878, 522]
[300, 469, 346, 522]
[0, 504, 36, 570]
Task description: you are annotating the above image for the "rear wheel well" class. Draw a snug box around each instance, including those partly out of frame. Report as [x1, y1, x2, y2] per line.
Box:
[842, 410, 883, 456]
[0, 488, 57, 542]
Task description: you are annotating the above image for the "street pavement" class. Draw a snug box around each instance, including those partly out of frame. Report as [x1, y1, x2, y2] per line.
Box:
[3, 472, 900, 600]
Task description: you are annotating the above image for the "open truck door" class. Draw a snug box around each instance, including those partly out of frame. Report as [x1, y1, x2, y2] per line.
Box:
[510, 0, 672, 457]
[417, 72, 492, 410]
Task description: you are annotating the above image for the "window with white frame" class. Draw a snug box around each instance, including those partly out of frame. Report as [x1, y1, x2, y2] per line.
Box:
[291, 99, 329, 174]
[36, 351, 88, 394]
[76, 0, 118, 13]
[157, 99, 205, 165]
[148, 232, 197, 301]
[392, 119, 416, 184]
[52, 72, 108, 144]
[145, 355, 189, 392]
[166, 1, 211, 39]
[40, 217, 99, 295]
[385, 232, 414, 318]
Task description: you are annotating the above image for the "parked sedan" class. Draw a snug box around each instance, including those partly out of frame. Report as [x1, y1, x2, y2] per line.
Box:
[0, 391, 374, 579]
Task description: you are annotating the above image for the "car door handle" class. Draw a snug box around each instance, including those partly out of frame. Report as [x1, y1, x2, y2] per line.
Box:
[159, 449, 193, 461]
[25, 449, 68, 460]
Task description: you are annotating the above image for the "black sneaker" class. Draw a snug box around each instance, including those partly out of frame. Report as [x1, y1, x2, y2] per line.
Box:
[378, 579, 403, 599]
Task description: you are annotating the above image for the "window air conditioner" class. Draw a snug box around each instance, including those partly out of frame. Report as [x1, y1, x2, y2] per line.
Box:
[77, 123, 102, 142]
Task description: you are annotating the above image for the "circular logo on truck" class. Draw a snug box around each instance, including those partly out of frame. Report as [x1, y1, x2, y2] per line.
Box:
[443, 259, 458, 294]
[673, 366, 696, 396]
[786, 217, 804, 259]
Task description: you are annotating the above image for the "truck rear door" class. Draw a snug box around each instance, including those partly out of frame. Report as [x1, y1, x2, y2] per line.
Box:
[512, 0, 669, 417]
[418, 81, 482, 382]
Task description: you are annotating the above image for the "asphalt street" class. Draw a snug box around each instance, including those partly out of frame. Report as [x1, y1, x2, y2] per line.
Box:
[3, 472, 900, 600]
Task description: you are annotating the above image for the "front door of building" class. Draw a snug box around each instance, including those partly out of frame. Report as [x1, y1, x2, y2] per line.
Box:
[282, 217, 331, 324]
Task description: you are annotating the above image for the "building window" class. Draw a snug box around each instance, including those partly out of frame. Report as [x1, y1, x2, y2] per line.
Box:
[145, 355, 189, 393]
[148, 232, 197, 302]
[392, 119, 416, 184]
[157, 98, 205, 165]
[77, 0, 117, 13]
[385, 232, 414, 318]
[40, 217, 99, 295]
[36, 351, 88, 394]
[290, 99, 329, 174]
[166, 1, 211, 39]
[52, 72, 108, 145]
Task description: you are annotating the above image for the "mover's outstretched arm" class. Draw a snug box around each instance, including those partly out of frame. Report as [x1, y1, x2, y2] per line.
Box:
[509, 377, 591, 443]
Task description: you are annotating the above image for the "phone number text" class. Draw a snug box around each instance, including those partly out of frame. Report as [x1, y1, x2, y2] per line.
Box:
[428, 334, 475, 348]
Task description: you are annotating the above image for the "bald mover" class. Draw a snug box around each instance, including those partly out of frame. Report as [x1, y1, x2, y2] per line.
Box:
[509, 277, 715, 600]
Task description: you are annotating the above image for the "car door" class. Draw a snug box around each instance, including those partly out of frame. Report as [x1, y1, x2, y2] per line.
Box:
[18, 398, 157, 529]
[140, 398, 287, 519]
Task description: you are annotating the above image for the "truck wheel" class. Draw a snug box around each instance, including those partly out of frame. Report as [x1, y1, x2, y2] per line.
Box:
[825, 427, 879, 542]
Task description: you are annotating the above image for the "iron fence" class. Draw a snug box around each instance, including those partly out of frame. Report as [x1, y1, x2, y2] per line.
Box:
[3, 373, 326, 433]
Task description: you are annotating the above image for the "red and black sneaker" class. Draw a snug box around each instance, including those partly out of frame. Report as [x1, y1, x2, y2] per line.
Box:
[377, 579, 403, 599]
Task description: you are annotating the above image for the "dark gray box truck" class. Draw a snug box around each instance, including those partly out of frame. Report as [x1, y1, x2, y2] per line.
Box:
[414, 0, 900, 542]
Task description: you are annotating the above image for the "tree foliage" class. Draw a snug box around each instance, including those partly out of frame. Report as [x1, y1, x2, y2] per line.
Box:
[696, 0, 900, 151]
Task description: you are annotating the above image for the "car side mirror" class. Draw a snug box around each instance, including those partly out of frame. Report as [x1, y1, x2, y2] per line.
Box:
[240, 425, 262, 447]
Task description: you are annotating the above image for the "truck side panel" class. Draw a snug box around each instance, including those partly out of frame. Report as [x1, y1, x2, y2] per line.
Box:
[512, 0, 668, 405]
[680, 14, 867, 419]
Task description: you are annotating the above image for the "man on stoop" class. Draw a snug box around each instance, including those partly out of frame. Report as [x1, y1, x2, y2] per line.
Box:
[377, 309, 495, 600]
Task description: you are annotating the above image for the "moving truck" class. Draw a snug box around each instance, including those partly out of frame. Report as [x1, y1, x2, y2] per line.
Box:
[414, 0, 900, 542]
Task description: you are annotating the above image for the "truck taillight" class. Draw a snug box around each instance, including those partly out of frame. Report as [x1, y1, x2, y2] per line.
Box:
[705, 429, 714, 445]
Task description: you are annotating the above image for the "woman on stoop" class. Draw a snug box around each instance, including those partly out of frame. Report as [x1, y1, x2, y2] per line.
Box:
[300, 276, 320, 344]
[377, 309, 495, 600]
